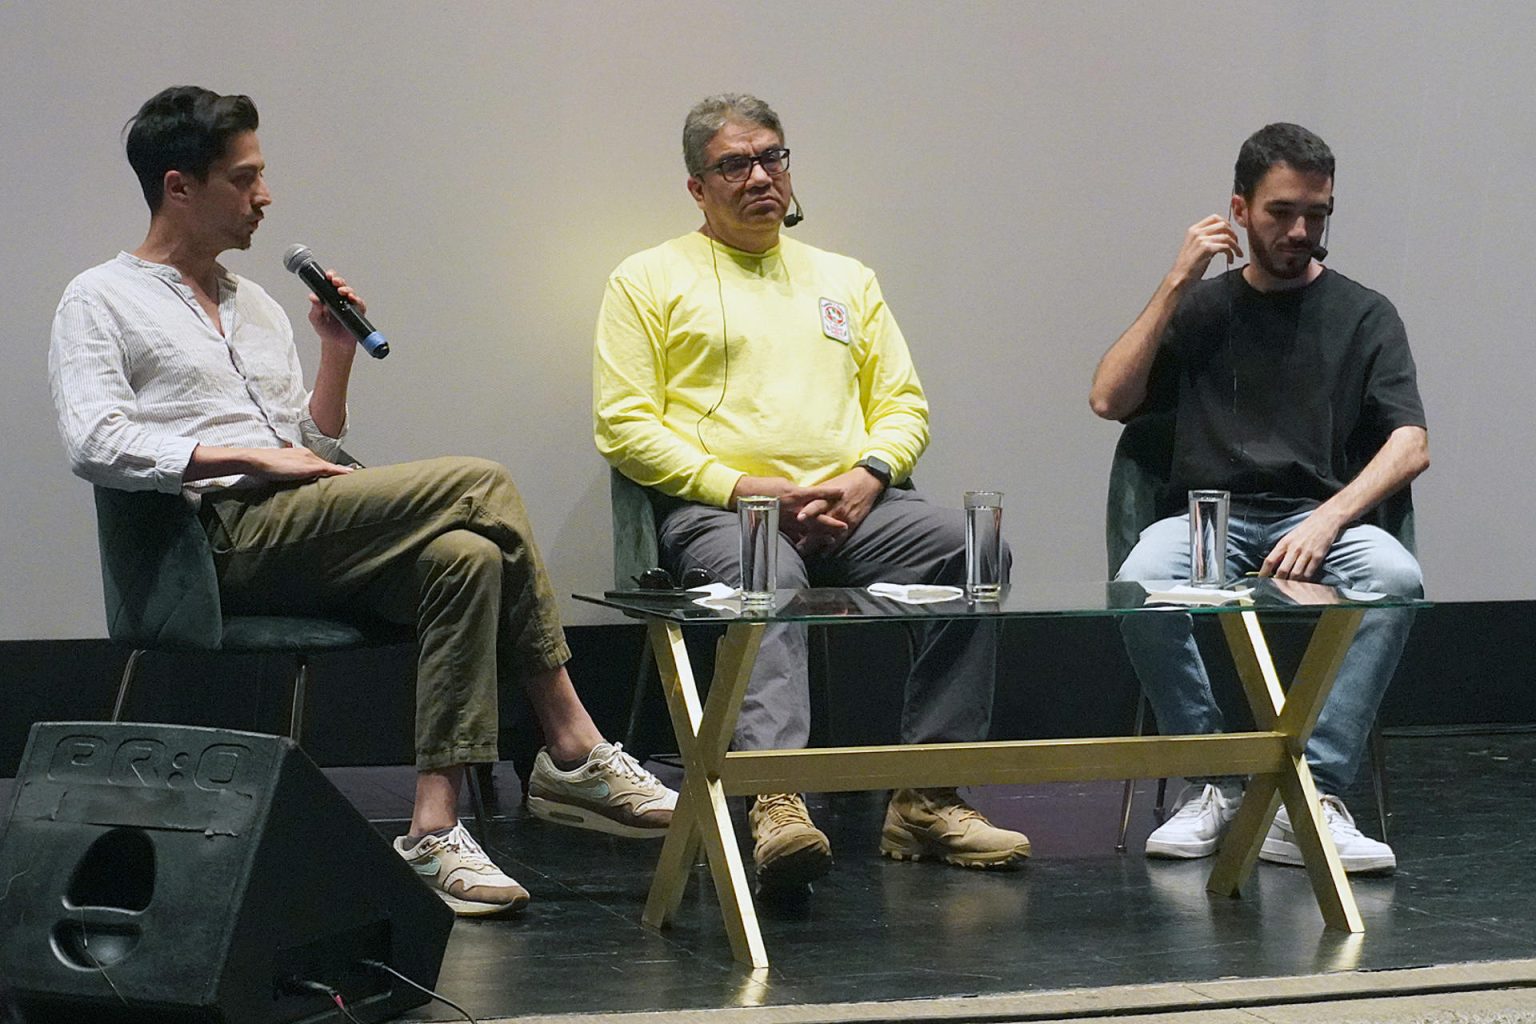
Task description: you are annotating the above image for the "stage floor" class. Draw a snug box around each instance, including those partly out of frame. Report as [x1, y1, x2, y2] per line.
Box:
[4, 731, 1532, 1022]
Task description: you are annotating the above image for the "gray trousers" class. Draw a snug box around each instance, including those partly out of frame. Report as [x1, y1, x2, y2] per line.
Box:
[658, 488, 1006, 751]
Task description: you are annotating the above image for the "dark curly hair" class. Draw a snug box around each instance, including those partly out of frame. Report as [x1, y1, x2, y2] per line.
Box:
[1234, 122, 1334, 199]
[124, 85, 259, 212]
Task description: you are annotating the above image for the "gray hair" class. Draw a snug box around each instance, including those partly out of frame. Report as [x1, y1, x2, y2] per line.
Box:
[682, 93, 784, 176]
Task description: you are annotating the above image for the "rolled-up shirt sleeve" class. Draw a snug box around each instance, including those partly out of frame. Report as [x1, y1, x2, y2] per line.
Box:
[294, 339, 347, 462]
[49, 290, 198, 493]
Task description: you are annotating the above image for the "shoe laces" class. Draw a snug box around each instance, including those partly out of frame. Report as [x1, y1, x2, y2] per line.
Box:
[435, 823, 497, 874]
[598, 743, 663, 789]
[923, 787, 985, 823]
[756, 793, 810, 827]
[1169, 783, 1219, 821]
[1319, 794, 1362, 836]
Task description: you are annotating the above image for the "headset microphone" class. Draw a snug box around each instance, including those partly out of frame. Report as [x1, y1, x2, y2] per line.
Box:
[783, 193, 804, 228]
[1312, 196, 1335, 261]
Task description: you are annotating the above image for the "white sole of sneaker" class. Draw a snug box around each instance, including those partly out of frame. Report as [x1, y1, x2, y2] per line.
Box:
[526, 795, 669, 839]
[1145, 837, 1220, 859]
[1259, 838, 1396, 874]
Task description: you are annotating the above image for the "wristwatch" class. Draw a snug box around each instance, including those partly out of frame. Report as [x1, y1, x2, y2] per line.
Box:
[854, 455, 893, 488]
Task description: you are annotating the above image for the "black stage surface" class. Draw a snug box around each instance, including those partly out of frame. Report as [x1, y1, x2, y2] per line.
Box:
[3, 730, 1533, 1022]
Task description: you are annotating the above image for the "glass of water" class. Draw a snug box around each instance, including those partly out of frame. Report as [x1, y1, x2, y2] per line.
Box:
[1188, 489, 1230, 587]
[737, 495, 779, 605]
[964, 491, 1004, 600]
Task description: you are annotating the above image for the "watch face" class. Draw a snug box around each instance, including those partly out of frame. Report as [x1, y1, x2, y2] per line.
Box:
[860, 457, 892, 484]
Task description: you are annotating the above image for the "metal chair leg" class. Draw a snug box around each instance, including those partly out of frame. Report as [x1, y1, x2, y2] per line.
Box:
[1368, 721, 1390, 839]
[622, 629, 655, 754]
[1116, 694, 1148, 852]
[466, 763, 492, 842]
[111, 649, 145, 722]
[473, 762, 499, 816]
[814, 626, 835, 742]
[288, 655, 310, 743]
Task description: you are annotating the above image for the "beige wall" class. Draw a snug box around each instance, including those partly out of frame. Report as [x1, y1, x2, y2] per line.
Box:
[2, 1, 1531, 639]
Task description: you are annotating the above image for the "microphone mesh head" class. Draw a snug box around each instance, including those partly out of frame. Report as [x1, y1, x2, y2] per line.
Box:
[282, 244, 313, 272]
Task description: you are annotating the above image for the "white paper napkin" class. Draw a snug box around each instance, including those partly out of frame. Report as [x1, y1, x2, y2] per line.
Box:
[867, 582, 965, 604]
[1142, 584, 1254, 606]
[690, 582, 743, 610]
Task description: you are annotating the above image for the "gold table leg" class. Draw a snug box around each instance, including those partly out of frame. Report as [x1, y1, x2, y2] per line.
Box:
[640, 619, 770, 968]
[1210, 607, 1366, 932]
[635, 602, 1370, 968]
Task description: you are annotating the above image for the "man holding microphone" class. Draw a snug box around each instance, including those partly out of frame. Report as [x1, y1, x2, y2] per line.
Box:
[49, 86, 675, 918]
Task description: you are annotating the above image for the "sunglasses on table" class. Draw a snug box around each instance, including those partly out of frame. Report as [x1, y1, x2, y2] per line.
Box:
[633, 566, 720, 591]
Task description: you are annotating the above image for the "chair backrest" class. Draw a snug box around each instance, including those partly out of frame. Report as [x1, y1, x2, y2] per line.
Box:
[93, 486, 224, 649]
[1104, 410, 1416, 577]
[610, 467, 663, 587]
[1105, 412, 1176, 577]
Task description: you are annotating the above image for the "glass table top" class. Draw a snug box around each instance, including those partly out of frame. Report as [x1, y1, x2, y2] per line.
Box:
[575, 579, 1426, 625]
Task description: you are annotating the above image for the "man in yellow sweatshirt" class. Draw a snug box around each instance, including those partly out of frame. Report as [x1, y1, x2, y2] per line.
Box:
[594, 94, 1029, 892]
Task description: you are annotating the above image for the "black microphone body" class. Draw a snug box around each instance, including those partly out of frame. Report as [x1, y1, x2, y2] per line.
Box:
[282, 244, 389, 358]
[1313, 201, 1333, 262]
[783, 194, 804, 228]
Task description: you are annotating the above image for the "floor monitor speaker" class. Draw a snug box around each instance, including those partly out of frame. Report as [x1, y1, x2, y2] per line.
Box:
[0, 722, 454, 1023]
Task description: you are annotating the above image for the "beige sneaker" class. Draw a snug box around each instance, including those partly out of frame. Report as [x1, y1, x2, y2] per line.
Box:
[880, 788, 1031, 869]
[749, 793, 832, 890]
[527, 742, 676, 839]
[393, 822, 530, 917]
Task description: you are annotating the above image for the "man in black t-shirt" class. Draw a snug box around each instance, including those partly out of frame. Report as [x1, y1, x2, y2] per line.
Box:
[1090, 123, 1430, 874]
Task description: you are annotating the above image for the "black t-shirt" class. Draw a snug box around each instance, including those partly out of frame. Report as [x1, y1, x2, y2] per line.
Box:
[1141, 268, 1426, 516]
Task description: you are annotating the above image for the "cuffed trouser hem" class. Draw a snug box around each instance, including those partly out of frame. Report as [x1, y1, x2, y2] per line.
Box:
[416, 742, 504, 773]
[508, 639, 572, 677]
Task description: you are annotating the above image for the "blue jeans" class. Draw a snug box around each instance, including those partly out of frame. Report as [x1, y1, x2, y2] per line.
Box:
[1115, 506, 1421, 795]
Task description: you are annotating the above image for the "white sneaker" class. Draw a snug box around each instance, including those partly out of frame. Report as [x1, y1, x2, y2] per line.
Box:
[392, 821, 530, 917]
[527, 742, 677, 839]
[1145, 783, 1240, 859]
[1260, 794, 1396, 874]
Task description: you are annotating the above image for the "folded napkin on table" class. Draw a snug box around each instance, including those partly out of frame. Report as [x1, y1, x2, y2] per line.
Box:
[867, 582, 965, 604]
[690, 582, 743, 610]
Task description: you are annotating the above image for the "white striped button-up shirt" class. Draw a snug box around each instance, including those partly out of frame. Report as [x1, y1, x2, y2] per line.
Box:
[49, 252, 344, 496]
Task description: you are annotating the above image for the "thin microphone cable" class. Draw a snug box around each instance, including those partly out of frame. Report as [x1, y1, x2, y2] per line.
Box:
[694, 234, 731, 455]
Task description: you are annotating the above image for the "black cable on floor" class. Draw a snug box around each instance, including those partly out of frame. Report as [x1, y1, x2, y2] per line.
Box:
[358, 959, 477, 1024]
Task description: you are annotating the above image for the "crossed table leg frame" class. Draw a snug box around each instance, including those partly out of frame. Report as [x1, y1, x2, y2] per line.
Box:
[640, 607, 1366, 968]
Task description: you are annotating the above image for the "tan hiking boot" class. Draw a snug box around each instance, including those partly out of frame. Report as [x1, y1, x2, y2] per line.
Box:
[880, 787, 1030, 869]
[748, 793, 832, 890]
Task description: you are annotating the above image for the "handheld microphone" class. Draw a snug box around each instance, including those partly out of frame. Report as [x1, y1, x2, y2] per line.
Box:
[282, 244, 389, 358]
[783, 194, 805, 228]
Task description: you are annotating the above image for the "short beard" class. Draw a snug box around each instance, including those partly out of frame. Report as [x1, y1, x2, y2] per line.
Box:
[1251, 237, 1311, 280]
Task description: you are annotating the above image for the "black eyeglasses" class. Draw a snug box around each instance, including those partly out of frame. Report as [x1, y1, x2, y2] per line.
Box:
[704, 147, 790, 183]
[634, 566, 720, 591]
